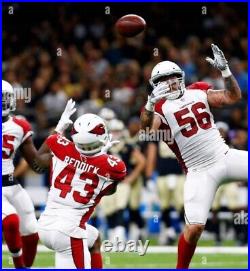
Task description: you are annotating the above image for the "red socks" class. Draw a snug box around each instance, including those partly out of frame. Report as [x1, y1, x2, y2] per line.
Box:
[176, 233, 197, 269]
[3, 214, 39, 268]
[12, 253, 25, 269]
[22, 233, 39, 267]
[2, 214, 25, 268]
[91, 252, 103, 268]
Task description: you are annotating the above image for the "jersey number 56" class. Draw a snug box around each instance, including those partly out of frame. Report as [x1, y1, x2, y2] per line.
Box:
[174, 102, 212, 137]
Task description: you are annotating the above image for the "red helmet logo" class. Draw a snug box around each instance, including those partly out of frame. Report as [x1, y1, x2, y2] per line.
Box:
[71, 126, 77, 136]
[89, 124, 105, 135]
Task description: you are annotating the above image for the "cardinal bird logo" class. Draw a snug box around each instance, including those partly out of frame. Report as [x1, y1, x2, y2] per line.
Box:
[71, 126, 77, 136]
[89, 124, 105, 135]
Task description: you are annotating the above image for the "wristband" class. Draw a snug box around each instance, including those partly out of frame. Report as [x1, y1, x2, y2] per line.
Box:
[221, 66, 232, 78]
[145, 97, 155, 112]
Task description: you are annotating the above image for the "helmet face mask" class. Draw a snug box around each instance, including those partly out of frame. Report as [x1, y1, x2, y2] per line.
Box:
[75, 141, 106, 154]
[2, 80, 16, 117]
[149, 61, 186, 100]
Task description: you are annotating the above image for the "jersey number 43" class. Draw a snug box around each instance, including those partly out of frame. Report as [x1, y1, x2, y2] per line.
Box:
[54, 165, 99, 204]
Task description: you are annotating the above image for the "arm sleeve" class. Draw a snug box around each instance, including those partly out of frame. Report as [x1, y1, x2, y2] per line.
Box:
[187, 81, 213, 94]
[154, 99, 168, 125]
[45, 134, 63, 155]
[109, 159, 127, 182]
[13, 117, 34, 143]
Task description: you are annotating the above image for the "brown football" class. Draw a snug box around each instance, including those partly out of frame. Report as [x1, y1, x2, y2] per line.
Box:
[115, 14, 146, 37]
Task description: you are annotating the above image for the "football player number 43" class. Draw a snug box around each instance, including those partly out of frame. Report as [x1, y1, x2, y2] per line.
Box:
[174, 102, 212, 137]
[54, 165, 99, 204]
[54, 137, 120, 203]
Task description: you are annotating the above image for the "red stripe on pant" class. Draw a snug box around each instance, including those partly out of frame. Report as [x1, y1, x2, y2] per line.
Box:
[70, 237, 84, 268]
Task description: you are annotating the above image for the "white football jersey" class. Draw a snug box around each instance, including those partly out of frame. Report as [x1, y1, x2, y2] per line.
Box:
[38, 134, 126, 238]
[154, 82, 229, 172]
[2, 116, 33, 175]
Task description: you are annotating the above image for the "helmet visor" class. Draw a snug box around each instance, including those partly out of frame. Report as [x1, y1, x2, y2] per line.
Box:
[2, 92, 12, 111]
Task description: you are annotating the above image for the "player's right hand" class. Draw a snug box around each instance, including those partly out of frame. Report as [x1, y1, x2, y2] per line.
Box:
[145, 83, 170, 111]
[55, 99, 77, 134]
[150, 82, 170, 104]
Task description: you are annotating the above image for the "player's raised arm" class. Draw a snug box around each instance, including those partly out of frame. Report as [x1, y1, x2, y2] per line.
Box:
[140, 83, 169, 130]
[206, 44, 242, 108]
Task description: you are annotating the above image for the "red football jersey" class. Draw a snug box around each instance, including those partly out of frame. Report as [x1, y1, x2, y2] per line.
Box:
[40, 134, 126, 236]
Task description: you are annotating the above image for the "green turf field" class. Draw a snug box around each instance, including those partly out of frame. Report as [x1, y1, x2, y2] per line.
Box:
[2, 251, 248, 269]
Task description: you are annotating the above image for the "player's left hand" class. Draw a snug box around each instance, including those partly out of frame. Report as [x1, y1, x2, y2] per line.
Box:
[55, 99, 77, 134]
[206, 44, 232, 77]
[101, 134, 120, 153]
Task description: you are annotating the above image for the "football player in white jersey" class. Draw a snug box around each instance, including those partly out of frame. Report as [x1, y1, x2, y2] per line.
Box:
[2, 80, 40, 268]
[140, 44, 248, 269]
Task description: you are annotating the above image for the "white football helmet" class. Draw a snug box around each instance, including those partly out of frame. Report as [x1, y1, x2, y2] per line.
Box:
[107, 119, 125, 141]
[99, 108, 116, 121]
[71, 113, 109, 155]
[2, 80, 16, 117]
[108, 119, 125, 131]
[149, 61, 186, 100]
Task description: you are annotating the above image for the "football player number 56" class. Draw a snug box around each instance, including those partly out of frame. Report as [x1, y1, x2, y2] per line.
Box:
[174, 102, 212, 137]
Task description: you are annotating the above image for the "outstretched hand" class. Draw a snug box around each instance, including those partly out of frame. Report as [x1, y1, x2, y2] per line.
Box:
[55, 99, 77, 134]
[206, 44, 232, 77]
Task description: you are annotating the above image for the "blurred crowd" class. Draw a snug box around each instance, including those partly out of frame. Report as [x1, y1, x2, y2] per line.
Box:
[3, 3, 248, 245]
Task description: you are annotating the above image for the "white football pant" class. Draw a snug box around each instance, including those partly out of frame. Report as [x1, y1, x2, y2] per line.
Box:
[2, 184, 38, 235]
[184, 149, 248, 224]
[38, 223, 99, 269]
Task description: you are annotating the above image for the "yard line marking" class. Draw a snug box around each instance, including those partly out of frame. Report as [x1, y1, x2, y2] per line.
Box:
[2, 245, 248, 254]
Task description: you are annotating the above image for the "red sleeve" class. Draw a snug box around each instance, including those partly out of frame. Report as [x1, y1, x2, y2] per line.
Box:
[107, 156, 127, 182]
[45, 134, 71, 157]
[187, 81, 213, 93]
[155, 99, 166, 116]
[13, 116, 33, 143]
[45, 134, 58, 149]
[154, 99, 168, 126]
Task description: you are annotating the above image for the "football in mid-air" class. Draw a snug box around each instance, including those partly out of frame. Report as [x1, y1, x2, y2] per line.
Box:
[115, 14, 146, 37]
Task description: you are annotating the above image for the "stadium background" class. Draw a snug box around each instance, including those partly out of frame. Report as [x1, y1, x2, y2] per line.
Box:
[2, 2, 248, 268]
